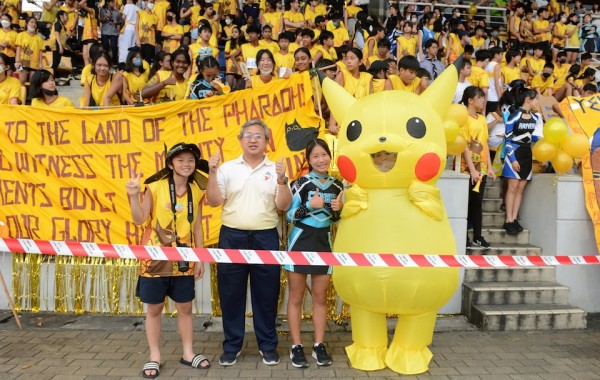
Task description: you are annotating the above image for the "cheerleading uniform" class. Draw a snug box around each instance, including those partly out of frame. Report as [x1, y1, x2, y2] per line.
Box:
[502, 110, 540, 180]
[284, 171, 343, 275]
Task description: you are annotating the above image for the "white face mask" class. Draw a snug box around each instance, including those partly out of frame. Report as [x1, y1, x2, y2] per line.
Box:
[146, 2, 154, 10]
[27, 25, 36, 33]
[225, 19, 232, 25]
[0, 20, 10, 28]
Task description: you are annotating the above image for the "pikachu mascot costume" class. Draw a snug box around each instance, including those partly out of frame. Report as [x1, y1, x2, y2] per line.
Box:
[323, 59, 463, 375]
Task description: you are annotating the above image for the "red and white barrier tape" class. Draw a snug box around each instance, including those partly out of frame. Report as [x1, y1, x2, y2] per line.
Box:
[1, 237, 599, 268]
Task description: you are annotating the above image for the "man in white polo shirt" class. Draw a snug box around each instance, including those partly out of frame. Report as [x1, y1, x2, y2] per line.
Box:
[206, 119, 292, 367]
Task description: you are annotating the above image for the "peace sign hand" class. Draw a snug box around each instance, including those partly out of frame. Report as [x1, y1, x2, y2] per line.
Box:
[126, 172, 143, 196]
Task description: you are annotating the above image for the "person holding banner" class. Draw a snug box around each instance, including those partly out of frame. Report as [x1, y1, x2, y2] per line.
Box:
[285, 139, 343, 368]
[0, 53, 20, 105]
[142, 48, 190, 102]
[127, 143, 210, 378]
[206, 119, 292, 367]
[246, 48, 278, 88]
[81, 51, 123, 106]
[29, 69, 75, 108]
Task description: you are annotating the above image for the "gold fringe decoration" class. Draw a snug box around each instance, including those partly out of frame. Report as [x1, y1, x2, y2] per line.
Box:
[12, 253, 43, 313]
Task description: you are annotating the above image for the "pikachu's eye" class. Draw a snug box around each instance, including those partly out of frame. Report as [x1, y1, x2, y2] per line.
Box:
[346, 120, 362, 142]
[406, 117, 426, 139]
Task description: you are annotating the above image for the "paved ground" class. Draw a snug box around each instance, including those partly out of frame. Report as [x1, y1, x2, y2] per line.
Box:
[1, 313, 600, 379]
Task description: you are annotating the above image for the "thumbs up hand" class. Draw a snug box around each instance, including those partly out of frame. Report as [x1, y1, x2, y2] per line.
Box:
[309, 188, 324, 209]
[331, 191, 344, 211]
[275, 157, 286, 182]
[208, 152, 221, 173]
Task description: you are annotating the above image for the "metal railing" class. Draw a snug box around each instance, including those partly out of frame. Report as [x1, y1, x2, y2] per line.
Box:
[394, 1, 508, 28]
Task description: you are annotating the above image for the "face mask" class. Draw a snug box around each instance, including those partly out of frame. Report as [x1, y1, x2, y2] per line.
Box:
[166, 15, 173, 22]
[411, 18, 417, 23]
[492, 31, 498, 37]
[0, 20, 10, 28]
[133, 58, 143, 67]
[542, 72, 551, 79]
[27, 25, 36, 33]
[42, 88, 58, 96]
[146, 2, 154, 10]
[561, 17, 567, 23]
[559, 58, 567, 63]
[333, 21, 340, 27]
[259, 68, 272, 76]
[0, 64, 4, 74]
[225, 19, 232, 25]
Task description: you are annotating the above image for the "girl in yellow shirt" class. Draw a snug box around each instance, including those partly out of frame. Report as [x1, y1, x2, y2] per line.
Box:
[564, 14, 580, 65]
[81, 52, 123, 107]
[0, 52, 20, 104]
[224, 26, 245, 90]
[122, 49, 150, 105]
[15, 17, 44, 85]
[247, 49, 279, 88]
[142, 49, 190, 102]
[29, 69, 75, 108]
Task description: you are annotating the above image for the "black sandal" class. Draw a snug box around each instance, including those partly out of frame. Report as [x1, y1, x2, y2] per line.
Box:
[142, 361, 163, 379]
[180, 354, 210, 369]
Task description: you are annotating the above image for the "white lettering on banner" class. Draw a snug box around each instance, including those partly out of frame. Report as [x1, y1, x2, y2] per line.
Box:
[113, 244, 137, 259]
[82, 242, 104, 257]
[483, 255, 507, 267]
[18, 239, 41, 254]
[50, 240, 72, 256]
[394, 254, 418, 267]
[207, 248, 231, 263]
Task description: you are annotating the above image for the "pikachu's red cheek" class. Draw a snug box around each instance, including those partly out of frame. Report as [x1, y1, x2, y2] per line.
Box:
[415, 153, 441, 182]
[337, 155, 357, 183]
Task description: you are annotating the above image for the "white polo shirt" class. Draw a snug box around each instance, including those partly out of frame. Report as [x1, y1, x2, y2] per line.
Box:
[217, 155, 284, 230]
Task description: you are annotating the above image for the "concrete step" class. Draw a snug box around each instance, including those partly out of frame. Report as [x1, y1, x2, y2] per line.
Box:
[464, 267, 556, 283]
[482, 211, 506, 228]
[482, 198, 503, 213]
[462, 281, 571, 306]
[466, 243, 542, 256]
[471, 304, 587, 331]
[484, 186, 502, 199]
[474, 228, 530, 245]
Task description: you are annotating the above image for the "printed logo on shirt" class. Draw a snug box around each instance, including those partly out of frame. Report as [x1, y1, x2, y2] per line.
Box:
[264, 171, 273, 182]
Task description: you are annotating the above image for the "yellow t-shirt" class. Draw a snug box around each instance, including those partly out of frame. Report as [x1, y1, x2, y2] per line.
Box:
[565, 24, 580, 48]
[501, 65, 521, 85]
[123, 71, 150, 101]
[531, 74, 554, 93]
[241, 43, 263, 74]
[151, 70, 188, 102]
[448, 33, 463, 63]
[553, 63, 571, 91]
[283, 10, 304, 32]
[259, 39, 279, 53]
[81, 64, 93, 86]
[346, 4, 362, 18]
[139, 179, 204, 277]
[86, 74, 121, 106]
[533, 19, 551, 42]
[188, 42, 219, 74]
[274, 50, 295, 72]
[467, 65, 490, 89]
[0, 76, 21, 104]
[551, 22, 567, 47]
[189, 5, 201, 28]
[162, 24, 184, 53]
[224, 40, 242, 74]
[396, 35, 417, 58]
[263, 11, 283, 38]
[372, 78, 386, 93]
[471, 36, 486, 51]
[198, 16, 220, 47]
[60, 4, 78, 36]
[0, 29, 18, 57]
[82, 9, 98, 41]
[3, 0, 20, 25]
[138, 10, 158, 46]
[41, 4, 59, 23]
[313, 45, 337, 61]
[31, 95, 74, 108]
[250, 74, 279, 88]
[341, 69, 372, 99]
[460, 114, 489, 174]
[389, 75, 420, 93]
[16, 32, 44, 69]
[328, 23, 350, 48]
[154, 0, 170, 31]
[525, 57, 545, 76]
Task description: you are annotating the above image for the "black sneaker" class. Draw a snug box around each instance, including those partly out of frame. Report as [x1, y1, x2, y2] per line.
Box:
[503, 221, 518, 236]
[466, 237, 472, 248]
[219, 350, 241, 366]
[312, 343, 332, 366]
[472, 236, 491, 249]
[259, 350, 280, 366]
[513, 219, 524, 233]
[290, 345, 308, 368]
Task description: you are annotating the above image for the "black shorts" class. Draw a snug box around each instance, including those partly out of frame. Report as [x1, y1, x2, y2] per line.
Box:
[552, 45, 564, 51]
[82, 39, 97, 45]
[135, 275, 195, 304]
[564, 47, 580, 53]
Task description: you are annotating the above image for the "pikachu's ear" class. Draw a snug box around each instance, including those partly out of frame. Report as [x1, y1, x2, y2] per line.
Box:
[321, 77, 357, 122]
[420, 55, 462, 118]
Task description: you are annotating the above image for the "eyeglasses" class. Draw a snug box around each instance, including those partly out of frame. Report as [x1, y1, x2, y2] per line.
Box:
[241, 132, 265, 140]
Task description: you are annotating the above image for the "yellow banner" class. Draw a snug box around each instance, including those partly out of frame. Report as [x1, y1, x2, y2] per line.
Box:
[559, 94, 600, 252]
[0, 73, 322, 246]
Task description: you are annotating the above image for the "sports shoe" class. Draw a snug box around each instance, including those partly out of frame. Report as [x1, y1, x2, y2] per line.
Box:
[219, 350, 240, 366]
[312, 343, 332, 366]
[290, 345, 308, 368]
[503, 221, 519, 236]
[513, 219, 524, 233]
[259, 350, 280, 366]
[466, 237, 472, 249]
[472, 236, 491, 249]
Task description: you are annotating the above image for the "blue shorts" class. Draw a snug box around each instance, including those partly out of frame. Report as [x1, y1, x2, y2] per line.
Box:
[135, 276, 195, 304]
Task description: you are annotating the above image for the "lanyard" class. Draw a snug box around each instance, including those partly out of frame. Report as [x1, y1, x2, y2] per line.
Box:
[168, 176, 194, 246]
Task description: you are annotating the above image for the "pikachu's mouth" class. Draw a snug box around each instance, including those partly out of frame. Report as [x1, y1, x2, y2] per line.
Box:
[370, 151, 398, 172]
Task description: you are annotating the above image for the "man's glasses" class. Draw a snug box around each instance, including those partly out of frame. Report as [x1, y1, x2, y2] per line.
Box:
[241, 132, 265, 140]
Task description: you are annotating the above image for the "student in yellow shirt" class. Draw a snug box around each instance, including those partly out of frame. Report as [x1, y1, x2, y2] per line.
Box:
[274, 32, 294, 78]
[122, 48, 150, 105]
[188, 24, 218, 75]
[524, 43, 545, 79]
[161, 10, 183, 53]
[396, 21, 417, 61]
[304, 0, 323, 29]
[551, 12, 568, 63]
[29, 69, 75, 108]
[283, 0, 305, 33]
[261, 0, 283, 39]
[552, 51, 570, 98]
[259, 25, 279, 53]
[0, 52, 20, 104]
[501, 49, 522, 88]
[142, 48, 191, 102]
[564, 13, 581, 64]
[532, 7, 552, 57]
[367, 39, 392, 67]
[363, 26, 385, 66]
[530, 62, 555, 97]
[0, 14, 18, 75]
[137, 0, 158, 63]
[82, 51, 123, 107]
[15, 17, 44, 85]
[240, 24, 263, 76]
[311, 30, 337, 64]
[224, 25, 245, 90]
[471, 26, 486, 52]
[389, 54, 420, 93]
[246, 49, 278, 88]
[467, 49, 490, 98]
[327, 11, 349, 49]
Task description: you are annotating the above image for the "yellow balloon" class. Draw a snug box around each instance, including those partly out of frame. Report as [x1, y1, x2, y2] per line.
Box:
[551, 150, 574, 173]
[447, 134, 467, 156]
[468, 4, 477, 16]
[543, 117, 569, 144]
[561, 134, 590, 158]
[443, 119, 460, 142]
[445, 103, 468, 127]
[532, 139, 557, 161]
